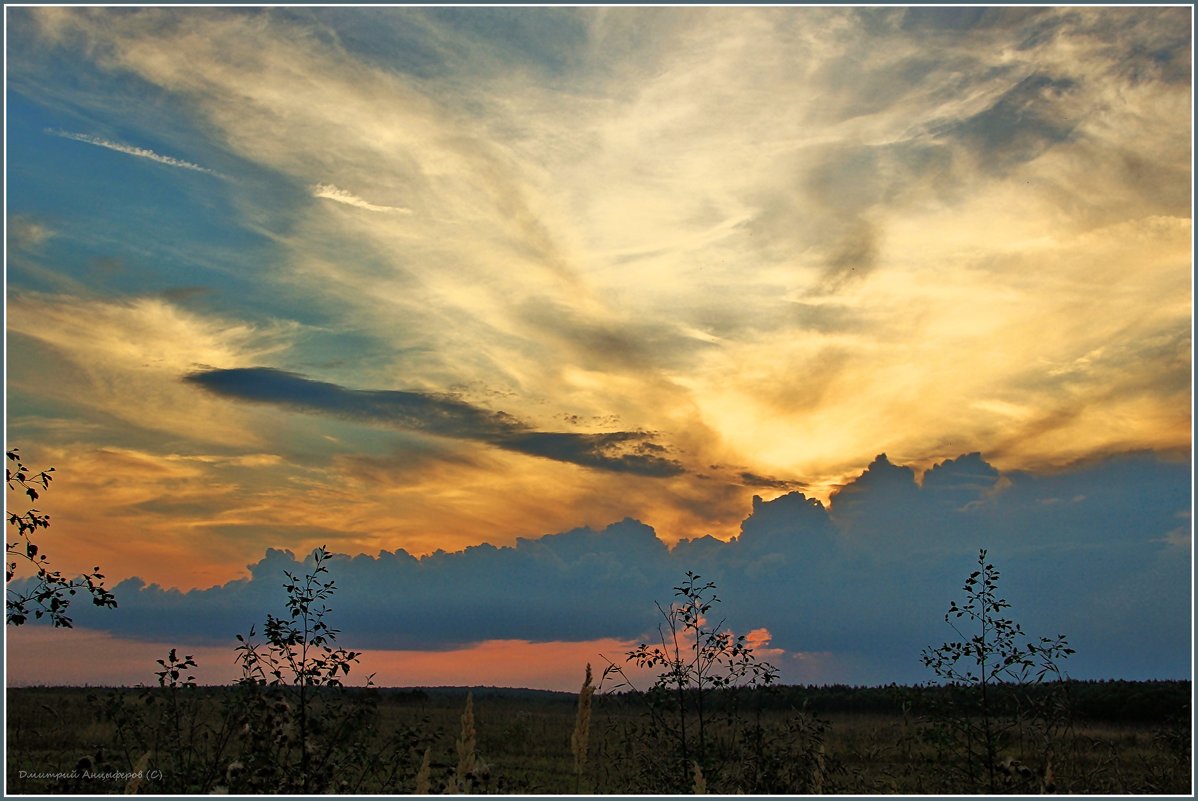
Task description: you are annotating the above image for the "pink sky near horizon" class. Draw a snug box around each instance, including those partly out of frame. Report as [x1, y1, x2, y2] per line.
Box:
[4, 627, 627, 691]
[5, 624, 837, 691]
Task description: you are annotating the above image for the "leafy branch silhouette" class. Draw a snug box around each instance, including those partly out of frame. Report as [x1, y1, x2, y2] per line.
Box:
[6, 448, 116, 627]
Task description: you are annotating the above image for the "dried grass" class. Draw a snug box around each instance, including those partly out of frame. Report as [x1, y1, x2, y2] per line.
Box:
[124, 751, 151, 794]
[571, 663, 595, 786]
[446, 691, 477, 793]
[415, 747, 432, 794]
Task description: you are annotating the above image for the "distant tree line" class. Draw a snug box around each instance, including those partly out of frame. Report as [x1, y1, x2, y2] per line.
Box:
[598, 679, 1189, 725]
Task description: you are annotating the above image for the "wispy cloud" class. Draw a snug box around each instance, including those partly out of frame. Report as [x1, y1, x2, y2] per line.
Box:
[45, 128, 223, 177]
[7, 214, 55, 250]
[311, 183, 411, 214]
[6, 293, 299, 447]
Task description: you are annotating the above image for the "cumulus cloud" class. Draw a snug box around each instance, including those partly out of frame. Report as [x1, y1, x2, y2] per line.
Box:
[45, 450, 1191, 684]
[45, 129, 224, 177]
[185, 367, 684, 477]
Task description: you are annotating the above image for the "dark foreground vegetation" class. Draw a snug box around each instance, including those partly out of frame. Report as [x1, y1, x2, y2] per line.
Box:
[5, 679, 1191, 794]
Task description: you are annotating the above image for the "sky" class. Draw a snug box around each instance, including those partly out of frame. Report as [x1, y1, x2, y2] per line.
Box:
[3, 6, 1193, 690]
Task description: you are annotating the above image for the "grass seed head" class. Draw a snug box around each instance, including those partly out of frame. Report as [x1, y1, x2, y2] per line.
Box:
[454, 691, 478, 789]
[571, 663, 595, 776]
[415, 747, 431, 794]
[124, 751, 151, 794]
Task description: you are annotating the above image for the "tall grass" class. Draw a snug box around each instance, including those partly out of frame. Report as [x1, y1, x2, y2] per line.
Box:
[446, 691, 478, 793]
[570, 664, 595, 792]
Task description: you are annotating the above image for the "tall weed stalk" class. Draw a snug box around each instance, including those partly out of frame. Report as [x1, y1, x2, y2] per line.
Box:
[921, 549, 1074, 793]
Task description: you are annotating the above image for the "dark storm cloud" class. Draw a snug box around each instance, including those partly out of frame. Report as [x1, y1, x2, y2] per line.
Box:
[185, 367, 683, 477]
[51, 450, 1191, 684]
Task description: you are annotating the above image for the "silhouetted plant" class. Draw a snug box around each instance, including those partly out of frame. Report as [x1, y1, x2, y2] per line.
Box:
[229, 545, 381, 793]
[601, 571, 782, 792]
[91, 650, 239, 793]
[91, 547, 431, 794]
[736, 705, 833, 793]
[921, 548, 1074, 793]
[6, 448, 115, 626]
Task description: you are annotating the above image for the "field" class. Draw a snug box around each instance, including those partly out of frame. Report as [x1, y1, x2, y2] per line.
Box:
[6, 680, 1191, 794]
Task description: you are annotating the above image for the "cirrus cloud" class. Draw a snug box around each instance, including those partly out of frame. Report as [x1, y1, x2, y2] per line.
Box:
[45, 128, 224, 177]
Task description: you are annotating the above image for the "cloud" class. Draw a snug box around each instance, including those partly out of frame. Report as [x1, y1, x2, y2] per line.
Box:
[311, 183, 411, 214]
[184, 367, 520, 439]
[736, 471, 808, 492]
[940, 73, 1080, 172]
[185, 367, 683, 477]
[500, 431, 683, 477]
[13, 7, 1188, 504]
[43, 450, 1191, 685]
[7, 215, 55, 250]
[6, 293, 301, 447]
[45, 129, 224, 177]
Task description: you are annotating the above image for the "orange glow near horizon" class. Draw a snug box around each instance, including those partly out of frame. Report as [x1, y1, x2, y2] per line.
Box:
[4, 628, 666, 692]
[5, 625, 857, 691]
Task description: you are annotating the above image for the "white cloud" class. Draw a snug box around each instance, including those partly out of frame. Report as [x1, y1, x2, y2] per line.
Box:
[45, 128, 224, 177]
[311, 183, 411, 214]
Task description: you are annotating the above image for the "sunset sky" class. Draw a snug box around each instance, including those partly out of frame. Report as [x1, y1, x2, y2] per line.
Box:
[4, 6, 1193, 690]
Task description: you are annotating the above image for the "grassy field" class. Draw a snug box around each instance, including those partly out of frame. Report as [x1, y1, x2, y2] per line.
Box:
[6, 681, 1191, 794]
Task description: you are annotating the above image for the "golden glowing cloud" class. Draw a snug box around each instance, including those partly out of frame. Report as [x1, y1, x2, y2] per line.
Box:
[6, 7, 1191, 596]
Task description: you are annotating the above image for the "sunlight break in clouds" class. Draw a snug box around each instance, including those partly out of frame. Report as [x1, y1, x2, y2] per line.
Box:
[311, 183, 412, 214]
[44, 129, 223, 177]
